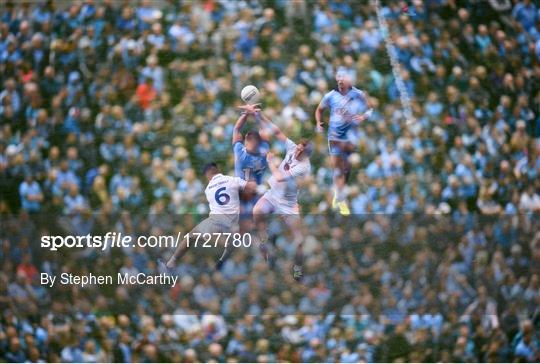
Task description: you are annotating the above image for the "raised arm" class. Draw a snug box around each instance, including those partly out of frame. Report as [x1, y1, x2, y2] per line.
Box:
[232, 113, 249, 145]
[234, 104, 262, 144]
[256, 111, 288, 143]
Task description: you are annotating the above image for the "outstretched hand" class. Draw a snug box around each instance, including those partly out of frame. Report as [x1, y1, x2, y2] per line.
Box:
[237, 103, 261, 114]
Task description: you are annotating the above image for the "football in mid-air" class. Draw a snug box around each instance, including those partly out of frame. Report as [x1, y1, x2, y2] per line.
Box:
[241, 85, 260, 104]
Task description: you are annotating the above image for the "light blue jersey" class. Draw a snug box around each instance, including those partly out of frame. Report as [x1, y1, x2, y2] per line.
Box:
[233, 141, 269, 185]
[320, 87, 369, 142]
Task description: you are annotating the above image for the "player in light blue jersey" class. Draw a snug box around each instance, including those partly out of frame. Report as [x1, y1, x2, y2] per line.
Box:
[315, 68, 373, 215]
[208, 104, 269, 271]
[232, 108, 270, 186]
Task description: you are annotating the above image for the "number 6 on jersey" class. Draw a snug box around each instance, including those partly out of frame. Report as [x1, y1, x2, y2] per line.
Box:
[215, 187, 231, 205]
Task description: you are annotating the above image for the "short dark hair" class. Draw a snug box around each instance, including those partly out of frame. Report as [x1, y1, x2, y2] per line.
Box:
[202, 162, 218, 175]
[298, 138, 313, 156]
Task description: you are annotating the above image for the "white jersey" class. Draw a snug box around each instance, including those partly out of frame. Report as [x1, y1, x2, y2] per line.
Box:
[267, 139, 311, 206]
[205, 174, 247, 215]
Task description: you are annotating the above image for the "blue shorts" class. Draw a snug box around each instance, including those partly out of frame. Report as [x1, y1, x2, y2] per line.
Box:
[328, 123, 352, 141]
[328, 124, 355, 156]
[328, 139, 355, 157]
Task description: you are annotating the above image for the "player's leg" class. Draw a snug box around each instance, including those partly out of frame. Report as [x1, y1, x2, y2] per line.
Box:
[253, 194, 276, 260]
[164, 218, 213, 268]
[332, 153, 347, 192]
[164, 232, 193, 269]
[219, 185, 261, 270]
[215, 217, 242, 270]
[281, 211, 305, 281]
[342, 142, 355, 182]
[253, 195, 276, 240]
[329, 140, 351, 215]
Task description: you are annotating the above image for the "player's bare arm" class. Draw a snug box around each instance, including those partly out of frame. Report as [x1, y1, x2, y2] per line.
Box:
[257, 112, 288, 143]
[232, 113, 249, 145]
[243, 180, 257, 194]
[256, 114, 272, 143]
[258, 127, 272, 143]
[266, 152, 289, 182]
[352, 91, 374, 124]
[232, 104, 260, 144]
[315, 103, 326, 132]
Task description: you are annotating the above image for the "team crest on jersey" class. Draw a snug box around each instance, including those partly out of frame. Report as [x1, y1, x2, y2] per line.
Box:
[284, 154, 294, 170]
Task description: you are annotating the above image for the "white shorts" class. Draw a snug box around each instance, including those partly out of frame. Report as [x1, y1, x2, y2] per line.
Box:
[192, 215, 239, 234]
[261, 191, 300, 215]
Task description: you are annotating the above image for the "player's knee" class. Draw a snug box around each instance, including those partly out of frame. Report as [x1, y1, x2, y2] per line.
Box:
[254, 199, 274, 218]
[253, 202, 266, 217]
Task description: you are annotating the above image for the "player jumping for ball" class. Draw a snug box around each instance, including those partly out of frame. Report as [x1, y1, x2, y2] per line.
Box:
[232, 106, 269, 186]
[252, 111, 312, 281]
[315, 68, 373, 215]
[211, 105, 270, 269]
[161, 163, 255, 270]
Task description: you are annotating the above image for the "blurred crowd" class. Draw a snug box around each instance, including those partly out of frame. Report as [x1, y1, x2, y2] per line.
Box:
[0, 0, 539, 362]
[1, 212, 540, 362]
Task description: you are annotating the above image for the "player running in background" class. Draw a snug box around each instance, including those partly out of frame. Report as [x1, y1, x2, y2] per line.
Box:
[253, 111, 312, 281]
[161, 163, 255, 270]
[315, 68, 373, 215]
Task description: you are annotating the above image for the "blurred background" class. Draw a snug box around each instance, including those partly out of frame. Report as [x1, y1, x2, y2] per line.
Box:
[0, 0, 539, 362]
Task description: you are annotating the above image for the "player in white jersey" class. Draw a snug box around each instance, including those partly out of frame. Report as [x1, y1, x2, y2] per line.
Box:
[162, 163, 255, 269]
[315, 68, 373, 215]
[262, 139, 311, 214]
[253, 111, 312, 281]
